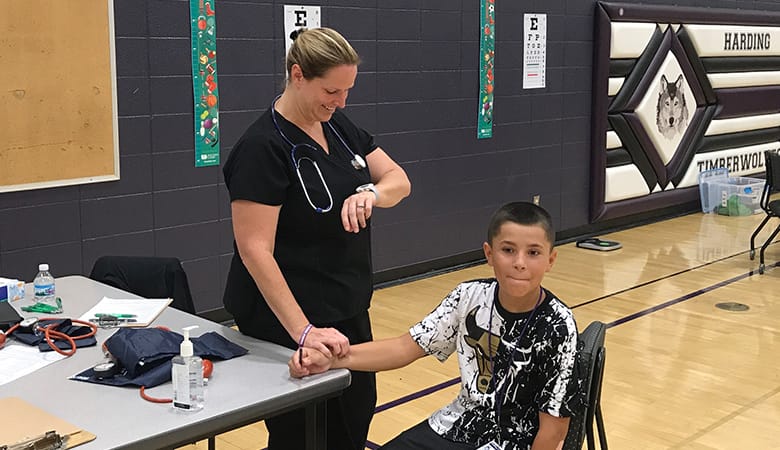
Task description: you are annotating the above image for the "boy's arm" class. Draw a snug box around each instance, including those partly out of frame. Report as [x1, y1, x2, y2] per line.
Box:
[289, 332, 426, 377]
[332, 332, 426, 372]
[530, 412, 570, 450]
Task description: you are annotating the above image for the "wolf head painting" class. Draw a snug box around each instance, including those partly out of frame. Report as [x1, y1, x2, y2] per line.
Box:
[656, 74, 689, 140]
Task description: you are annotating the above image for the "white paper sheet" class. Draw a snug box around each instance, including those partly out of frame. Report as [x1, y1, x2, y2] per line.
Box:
[0, 344, 66, 385]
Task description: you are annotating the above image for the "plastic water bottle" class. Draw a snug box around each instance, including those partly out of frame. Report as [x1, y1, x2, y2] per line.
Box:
[33, 263, 56, 307]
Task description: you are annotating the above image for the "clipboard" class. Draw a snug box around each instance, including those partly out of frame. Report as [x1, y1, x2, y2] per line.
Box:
[78, 297, 172, 327]
[0, 397, 96, 448]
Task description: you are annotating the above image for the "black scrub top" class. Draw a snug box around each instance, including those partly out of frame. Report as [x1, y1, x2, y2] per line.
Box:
[222, 107, 377, 329]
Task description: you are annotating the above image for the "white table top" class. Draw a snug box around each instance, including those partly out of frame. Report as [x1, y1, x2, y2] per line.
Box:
[0, 275, 350, 449]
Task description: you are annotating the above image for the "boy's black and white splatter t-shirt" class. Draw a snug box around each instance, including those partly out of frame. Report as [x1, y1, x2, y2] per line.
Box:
[409, 278, 581, 449]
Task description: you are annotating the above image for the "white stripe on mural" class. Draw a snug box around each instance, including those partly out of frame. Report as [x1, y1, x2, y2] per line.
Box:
[708, 71, 780, 88]
[610, 22, 657, 58]
[608, 77, 624, 96]
[684, 24, 780, 57]
[606, 131, 622, 149]
[605, 164, 651, 202]
[705, 112, 780, 136]
[677, 141, 780, 187]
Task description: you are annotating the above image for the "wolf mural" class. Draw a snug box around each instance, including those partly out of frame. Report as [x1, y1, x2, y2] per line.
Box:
[656, 74, 689, 139]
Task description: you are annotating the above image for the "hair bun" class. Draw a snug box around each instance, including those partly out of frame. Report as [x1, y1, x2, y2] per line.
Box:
[290, 28, 307, 41]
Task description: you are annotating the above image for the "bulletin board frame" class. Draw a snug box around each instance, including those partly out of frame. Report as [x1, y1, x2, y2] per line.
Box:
[0, 0, 119, 193]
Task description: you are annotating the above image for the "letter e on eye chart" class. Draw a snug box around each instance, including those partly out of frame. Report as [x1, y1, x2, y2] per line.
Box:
[284, 5, 321, 57]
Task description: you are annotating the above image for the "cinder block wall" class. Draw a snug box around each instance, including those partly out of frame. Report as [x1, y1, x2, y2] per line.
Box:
[2, 0, 777, 314]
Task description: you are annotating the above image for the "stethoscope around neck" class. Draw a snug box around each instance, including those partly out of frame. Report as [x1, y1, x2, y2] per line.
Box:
[270, 95, 367, 213]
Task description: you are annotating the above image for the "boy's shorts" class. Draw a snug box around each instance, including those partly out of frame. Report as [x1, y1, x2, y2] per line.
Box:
[379, 420, 476, 450]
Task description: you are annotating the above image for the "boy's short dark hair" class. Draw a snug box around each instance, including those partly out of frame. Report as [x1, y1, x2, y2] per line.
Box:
[487, 202, 555, 248]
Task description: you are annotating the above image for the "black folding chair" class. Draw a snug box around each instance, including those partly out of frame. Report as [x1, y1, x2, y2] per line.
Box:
[563, 321, 608, 450]
[749, 150, 780, 274]
[89, 255, 196, 314]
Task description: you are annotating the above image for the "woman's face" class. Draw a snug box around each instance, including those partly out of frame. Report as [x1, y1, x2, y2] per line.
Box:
[293, 64, 357, 123]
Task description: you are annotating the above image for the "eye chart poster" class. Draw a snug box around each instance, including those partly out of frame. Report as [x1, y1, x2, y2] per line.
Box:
[523, 13, 547, 89]
[284, 5, 321, 58]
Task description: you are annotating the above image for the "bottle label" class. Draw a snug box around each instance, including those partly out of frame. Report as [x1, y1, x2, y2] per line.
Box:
[33, 283, 55, 297]
[172, 363, 191, 408]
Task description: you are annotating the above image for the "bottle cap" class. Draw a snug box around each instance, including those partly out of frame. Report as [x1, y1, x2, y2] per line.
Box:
[180, 325, 198, 357]
[39, 263, 49, 271]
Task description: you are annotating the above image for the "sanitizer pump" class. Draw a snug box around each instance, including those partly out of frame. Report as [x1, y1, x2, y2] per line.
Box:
[172, 325, 204, 411]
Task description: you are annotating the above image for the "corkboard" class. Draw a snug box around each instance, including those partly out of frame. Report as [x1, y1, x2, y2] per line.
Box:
[0, 0, 119, 193]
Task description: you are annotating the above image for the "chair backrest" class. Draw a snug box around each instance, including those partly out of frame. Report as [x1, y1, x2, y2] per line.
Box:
[562, 320, 607, 450]
[89, 256, 196, 314]
[767, 150, 780, 192]
[760, 150, 780, 212]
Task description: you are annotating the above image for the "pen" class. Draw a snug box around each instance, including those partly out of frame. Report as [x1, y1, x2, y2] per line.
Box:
[89, 317, 138, 324]
[94, 313, 137, 318]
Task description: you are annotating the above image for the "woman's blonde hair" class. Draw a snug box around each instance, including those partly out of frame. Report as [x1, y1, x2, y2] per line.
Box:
[286, 28, 360, 80]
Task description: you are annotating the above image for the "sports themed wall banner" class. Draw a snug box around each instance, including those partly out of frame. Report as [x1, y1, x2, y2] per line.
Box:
[591, 2, 780, 221]
[477, 0, 495, 139]
[190, 0, 220, 167]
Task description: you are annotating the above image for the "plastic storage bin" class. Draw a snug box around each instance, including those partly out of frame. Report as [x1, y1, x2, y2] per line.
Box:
[699, 168, 764, 216]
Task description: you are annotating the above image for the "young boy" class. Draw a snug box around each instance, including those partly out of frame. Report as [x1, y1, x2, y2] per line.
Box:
[290, 202, 582, 450]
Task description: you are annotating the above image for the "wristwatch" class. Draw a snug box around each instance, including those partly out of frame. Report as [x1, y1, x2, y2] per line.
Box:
[356, 183, 379, 201]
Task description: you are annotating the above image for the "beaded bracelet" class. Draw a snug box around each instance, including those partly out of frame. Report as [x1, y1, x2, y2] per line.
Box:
[297, 323, 314, 365]
[298, 323, 313, 348]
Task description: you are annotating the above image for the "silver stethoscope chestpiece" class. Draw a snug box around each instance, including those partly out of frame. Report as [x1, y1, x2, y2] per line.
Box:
[351, 154, 366, 170]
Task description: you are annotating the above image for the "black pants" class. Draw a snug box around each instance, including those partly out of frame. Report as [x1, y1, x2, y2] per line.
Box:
[236, 310, 376, 450]
[380, 420, 477, 450]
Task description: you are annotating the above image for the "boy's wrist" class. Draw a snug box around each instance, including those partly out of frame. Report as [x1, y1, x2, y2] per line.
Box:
[331, 354, 348, 370]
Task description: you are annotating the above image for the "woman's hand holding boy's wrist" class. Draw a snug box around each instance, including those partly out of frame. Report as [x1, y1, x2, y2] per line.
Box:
[298, 325, 350, 358]
[289, 347, 337, 378]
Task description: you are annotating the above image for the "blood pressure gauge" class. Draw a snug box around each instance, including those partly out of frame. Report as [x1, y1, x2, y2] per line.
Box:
[93, 360, 120, 379]
[19, 317, 39, 334]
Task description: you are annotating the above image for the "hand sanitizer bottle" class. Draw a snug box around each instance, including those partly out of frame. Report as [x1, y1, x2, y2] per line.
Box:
[172, 325, 204, 411]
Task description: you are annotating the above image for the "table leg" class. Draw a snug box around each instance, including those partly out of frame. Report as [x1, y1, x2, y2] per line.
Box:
[304, 400, 327, 450]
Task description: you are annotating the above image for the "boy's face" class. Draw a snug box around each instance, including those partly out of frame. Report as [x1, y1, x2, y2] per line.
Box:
[483, 222, 557, 307]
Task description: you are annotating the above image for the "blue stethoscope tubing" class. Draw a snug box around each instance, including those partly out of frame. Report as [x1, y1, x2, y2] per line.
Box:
[270, 95, 367, 213]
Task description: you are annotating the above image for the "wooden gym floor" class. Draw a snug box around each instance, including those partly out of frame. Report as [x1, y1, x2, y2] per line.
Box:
[182, 211, 780, 450]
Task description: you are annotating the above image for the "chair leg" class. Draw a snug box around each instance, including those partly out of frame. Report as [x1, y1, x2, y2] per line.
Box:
[208, 436, 216, 450]
[586, 407, 596, 450]
[595, 404, 608, 450]
[750, 215, 772, 260]
[759, 225, 780, 274]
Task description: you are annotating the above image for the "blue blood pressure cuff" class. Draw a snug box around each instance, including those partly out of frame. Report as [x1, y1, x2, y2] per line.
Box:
[13, 318, 97, 351]
[71, 327, 248, 388]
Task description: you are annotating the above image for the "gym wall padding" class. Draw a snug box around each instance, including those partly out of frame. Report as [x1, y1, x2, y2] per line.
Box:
[591, 2, 780, 222]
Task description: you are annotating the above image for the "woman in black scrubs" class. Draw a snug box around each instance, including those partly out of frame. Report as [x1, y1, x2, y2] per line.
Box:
[222, 28, 411, 449]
